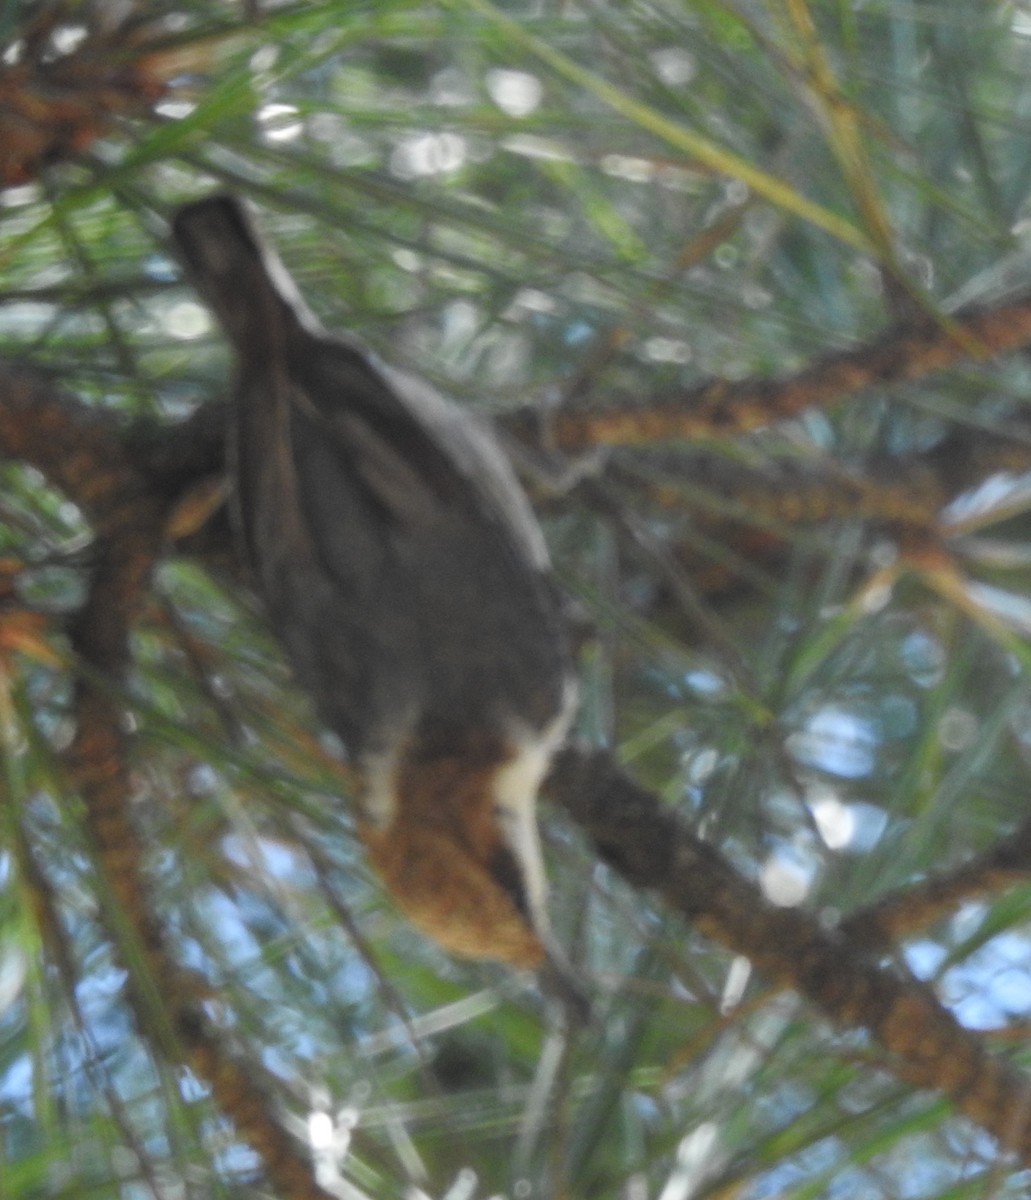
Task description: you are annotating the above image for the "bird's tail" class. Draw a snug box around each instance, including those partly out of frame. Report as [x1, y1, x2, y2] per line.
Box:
[172, 193, 319, 358]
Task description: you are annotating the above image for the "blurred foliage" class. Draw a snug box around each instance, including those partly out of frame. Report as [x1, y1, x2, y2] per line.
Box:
[4, 0, 1031, 1197]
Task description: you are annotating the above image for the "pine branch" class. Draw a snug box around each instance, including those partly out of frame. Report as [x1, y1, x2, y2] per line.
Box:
[0, 364, 334, 1200]
[842, 815, 1031, 948]
[550, 294, 1031, 449]
[549, 746, 1031, 1164]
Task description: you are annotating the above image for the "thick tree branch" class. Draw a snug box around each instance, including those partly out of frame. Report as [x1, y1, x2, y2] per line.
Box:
[548, 747, 1031, 1163]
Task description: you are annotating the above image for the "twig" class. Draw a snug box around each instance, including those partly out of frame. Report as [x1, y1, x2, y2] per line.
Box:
[550, 294, 1031, 449]
[842, 814, 1031, 948]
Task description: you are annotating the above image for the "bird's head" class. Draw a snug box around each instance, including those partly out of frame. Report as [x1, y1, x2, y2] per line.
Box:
[359, 747, 544, 966]
[357, 712, 587, 1016]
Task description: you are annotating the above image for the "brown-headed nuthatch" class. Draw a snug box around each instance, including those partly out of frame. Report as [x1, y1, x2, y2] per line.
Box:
[172, 195, 583, 1013]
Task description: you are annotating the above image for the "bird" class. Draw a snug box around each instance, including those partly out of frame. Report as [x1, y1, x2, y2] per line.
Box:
[171, 194, 584, 1013]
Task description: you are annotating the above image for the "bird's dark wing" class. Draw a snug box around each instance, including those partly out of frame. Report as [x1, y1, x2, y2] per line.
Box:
[287, 336, 551, 572]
